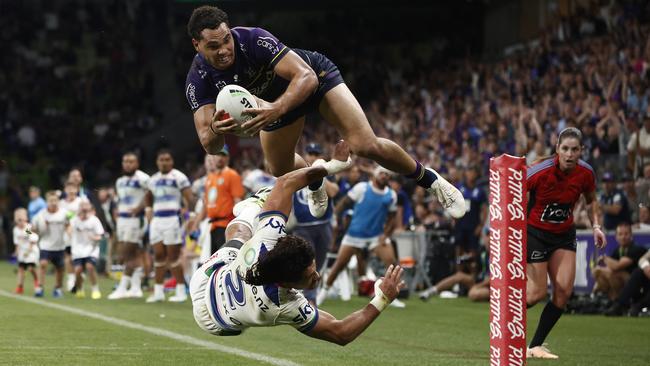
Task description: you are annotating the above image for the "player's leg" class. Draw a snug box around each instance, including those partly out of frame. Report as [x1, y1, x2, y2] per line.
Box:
[73, 260, 85, 297]
[110, 241, 135, 299]
[526, 261, 549, 306]
[15, 265, 25, 294]
[167, 244, 187, 302]
[64, 247, 75, 291]
[260, 118, 330, 217]
[147, 242, 167, 302]
[320, 241, 361, 305]
[54, 254, 64, 294]
[36, 259, 48, 296]
[372, 241, 397, 267]
[528, 249, 574, 357]
[86, 261, 101, 299]
[28, 264, 38, 288]
[260, 118, 308, 176]
[319, 84, 465, 218]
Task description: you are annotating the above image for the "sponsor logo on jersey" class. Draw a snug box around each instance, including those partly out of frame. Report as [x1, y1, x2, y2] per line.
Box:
[540, 202, 572, 223]
[186, 83, 198, 109]
[257, 36, 279, 54]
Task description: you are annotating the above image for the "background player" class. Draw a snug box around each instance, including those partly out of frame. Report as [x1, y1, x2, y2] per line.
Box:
[525, 127, 606, 359]
[69, 200, 105, 299]
[109, 152, 150, 300]
[137, 149, 194, 303]
[184, 5, 465, 221]
[31, 191, 68, 298]
[13, 208, 39, 295]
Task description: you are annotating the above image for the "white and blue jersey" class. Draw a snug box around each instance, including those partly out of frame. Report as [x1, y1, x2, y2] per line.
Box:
[148, 169, 191, 217]
[346, 182, 397, 239]
[190, 211, 318, 336]
[116, 170, 150, 218]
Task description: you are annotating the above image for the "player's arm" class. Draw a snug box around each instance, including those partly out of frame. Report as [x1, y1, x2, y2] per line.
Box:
[241, 51, 317, 135]
[306, 265, 405, 346]
[262, 141, 351, 217]
[193, 104, 240, 154]
[584, 190, 606, 248]
[131, 191, 153, 217]
[181, 187, 196, 213]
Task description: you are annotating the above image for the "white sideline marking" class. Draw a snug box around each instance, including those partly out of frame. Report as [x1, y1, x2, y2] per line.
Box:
[0, 290, 301, 366]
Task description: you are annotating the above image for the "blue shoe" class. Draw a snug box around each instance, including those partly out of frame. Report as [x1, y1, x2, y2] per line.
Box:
[34, 287, 44, 297]
[53, 288, 63, 298]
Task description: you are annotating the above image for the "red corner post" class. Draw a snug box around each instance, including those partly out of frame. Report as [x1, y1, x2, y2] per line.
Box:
[488, 154, 527, 366]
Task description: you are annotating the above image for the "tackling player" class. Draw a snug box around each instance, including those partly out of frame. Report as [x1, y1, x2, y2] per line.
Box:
[190, 141, 405, 344]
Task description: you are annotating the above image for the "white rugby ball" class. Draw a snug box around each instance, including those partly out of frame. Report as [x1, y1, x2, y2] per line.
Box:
[215, 85, 258, 124]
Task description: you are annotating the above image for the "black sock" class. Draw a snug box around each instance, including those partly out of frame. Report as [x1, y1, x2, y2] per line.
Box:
[308, 178, 323, 191]
[529, 302, 564, 348]
[405, 160, 437, 188]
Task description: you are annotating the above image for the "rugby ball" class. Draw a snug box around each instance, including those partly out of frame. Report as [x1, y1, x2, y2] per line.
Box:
[215, 85, 258, 124]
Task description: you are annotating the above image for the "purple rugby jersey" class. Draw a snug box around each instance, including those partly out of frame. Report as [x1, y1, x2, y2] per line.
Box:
[185, 27, 292, 112]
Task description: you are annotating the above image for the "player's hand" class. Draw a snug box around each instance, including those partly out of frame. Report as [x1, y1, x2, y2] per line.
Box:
[241, 98, 283, 135]
[331, 140, 351, 162]
[594, 227, 606, 249]
[378, 265, 406, 301]
[211, 109, 240, 135]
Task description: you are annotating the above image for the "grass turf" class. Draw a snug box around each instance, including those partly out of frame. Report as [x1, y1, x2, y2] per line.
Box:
[0, 261, 648, 365]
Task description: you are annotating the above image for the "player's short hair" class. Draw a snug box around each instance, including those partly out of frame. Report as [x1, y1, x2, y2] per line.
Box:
[156, 148, 173, 158]
[123, 151, 139, 160]
[187, 6, 229, 40]
[45, 190, 59, 199]
[244, 235, 315, 286]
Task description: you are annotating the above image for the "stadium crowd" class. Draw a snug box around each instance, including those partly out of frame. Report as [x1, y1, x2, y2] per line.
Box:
[2, 0, 650, 316]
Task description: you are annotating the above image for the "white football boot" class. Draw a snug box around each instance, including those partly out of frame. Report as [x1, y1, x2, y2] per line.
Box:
[427, 169, 466, 219]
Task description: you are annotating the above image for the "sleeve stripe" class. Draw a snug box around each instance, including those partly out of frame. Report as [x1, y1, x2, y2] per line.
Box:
[257, 210, 288, 222]
[527, 159, 554, 179]
[269, 46, 288, 66]
[299, 308, 319, 333]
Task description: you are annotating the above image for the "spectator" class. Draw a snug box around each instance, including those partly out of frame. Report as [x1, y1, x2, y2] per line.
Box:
[27, 186, 46, 221]
[452, 165, 487, 262]
[605, 249, 650, 317]
[592, 222, 647, 300]
[600, 172, 631, 231]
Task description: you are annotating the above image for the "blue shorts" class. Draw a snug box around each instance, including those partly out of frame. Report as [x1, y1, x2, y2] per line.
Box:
[73, 257, 97, 268]
[263, 49, 344, 131]
[40, 250, 65, 269]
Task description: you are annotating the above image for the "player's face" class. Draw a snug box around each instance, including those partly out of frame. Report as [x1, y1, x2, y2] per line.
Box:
[14, 211, 27, 226]
[157, 153, 174, 173]
[46, 195, 59, 211]
[122, 155, 138, 175]
[65, 185, 78, 199]
[194, 23, 235, 70]
[374, 171, 390, 187]
[556, 137, 581, 171]
[204, 154, 218, 173]
[286, 260, 320, 290]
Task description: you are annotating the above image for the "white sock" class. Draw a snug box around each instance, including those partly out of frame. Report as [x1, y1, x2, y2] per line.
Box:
[92, 284, 99, 292]
[154, 284, 164, 297]
[175, 283, 186, 296]
[119, 275, 131, 291]
[131, 268, 142, 290]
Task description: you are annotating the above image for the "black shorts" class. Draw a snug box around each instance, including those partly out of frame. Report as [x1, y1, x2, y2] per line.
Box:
[18, 262, 36, 270]
[527, 225, 576, 263]
[263, 50, 344, 131]
[454, 229, 479, 253]
[40, 250, 65, 268]
[73, 257, 97, 268]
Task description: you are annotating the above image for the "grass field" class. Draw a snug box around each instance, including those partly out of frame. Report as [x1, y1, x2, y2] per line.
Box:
[0, 262, 648, 366]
